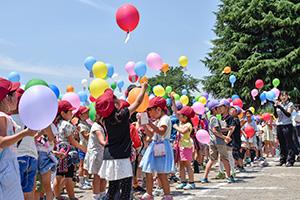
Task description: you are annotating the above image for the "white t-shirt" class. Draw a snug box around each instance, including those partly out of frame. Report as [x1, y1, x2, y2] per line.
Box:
[152, 115, 172, 141]
[11, 114, 38, 159]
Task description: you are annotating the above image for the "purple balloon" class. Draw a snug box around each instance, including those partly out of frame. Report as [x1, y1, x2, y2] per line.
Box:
[19, 85, 58, 130]
[202, 92, 209, 100]
[175, 101, 183, 110]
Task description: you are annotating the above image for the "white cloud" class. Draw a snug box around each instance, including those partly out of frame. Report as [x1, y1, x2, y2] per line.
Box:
[76, 0, 114, 13]
[0, 55, 84, 78]
[0, 38, 15, 47]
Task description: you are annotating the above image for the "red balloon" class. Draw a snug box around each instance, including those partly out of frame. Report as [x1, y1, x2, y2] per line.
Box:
[262, 113, 271, 121]
[244, 125, 255, 138]
[255, 79, 264, 89]
[116, 4, 140, 32]
[89, 95, 96, 102]
[191, 115, 199, 128]
[129, 75, 138, 83]
[232, 98, 243, 109]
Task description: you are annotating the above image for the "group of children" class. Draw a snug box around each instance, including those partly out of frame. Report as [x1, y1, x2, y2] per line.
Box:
[0, 77, 294, 200]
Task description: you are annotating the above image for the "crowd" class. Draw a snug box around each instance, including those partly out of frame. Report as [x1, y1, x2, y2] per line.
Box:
[0, 77, 300, 200]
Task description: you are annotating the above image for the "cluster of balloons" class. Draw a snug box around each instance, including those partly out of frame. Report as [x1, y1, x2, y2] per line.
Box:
[251, 78, 281, 105]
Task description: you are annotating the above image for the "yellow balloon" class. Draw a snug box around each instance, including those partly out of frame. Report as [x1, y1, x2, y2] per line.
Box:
[249, 107, 255, 114]
[92, 61, 108, 79]
[179, 56, 188, 67]
[153, 85, 165, 97]
[180, 95, 189, 105]
[90, 78, 109, 98]
[198, 96, 207, 105]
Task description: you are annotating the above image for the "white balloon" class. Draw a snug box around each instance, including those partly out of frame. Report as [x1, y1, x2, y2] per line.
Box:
[112, 73, 119, 81]
[81, 79, 88, 87]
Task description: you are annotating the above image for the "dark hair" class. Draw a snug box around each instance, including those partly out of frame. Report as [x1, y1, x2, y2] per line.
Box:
[279, 91, 290, 100]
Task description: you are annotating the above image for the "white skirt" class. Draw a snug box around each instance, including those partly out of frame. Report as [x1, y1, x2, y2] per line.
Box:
[99, 158, 132, 181]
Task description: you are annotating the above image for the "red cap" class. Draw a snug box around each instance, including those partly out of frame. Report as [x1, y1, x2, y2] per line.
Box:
[179, 106, 195, 119]
[58, 100, 76, 114]
[148, 97, 167, 111]
[95, 89, 115, 118]
[75, 106, 89, 118]
[119, 99, 130, 109]
[0, 78, 20, 101]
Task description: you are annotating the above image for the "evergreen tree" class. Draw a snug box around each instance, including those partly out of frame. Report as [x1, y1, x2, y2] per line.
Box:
[202, 0, 300, 107]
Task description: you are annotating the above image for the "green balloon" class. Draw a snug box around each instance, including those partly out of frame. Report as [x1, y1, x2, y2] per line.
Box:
[111, 82, 117, 90]
[163, 93, 168, 99]
[165, 86, 172, 94]
[25, 79, 48, 90]
[174, 93, 180, 101]
[89, 103, 96, 121]
[272, 78, 280, 87]
[195, 95, 200, 101]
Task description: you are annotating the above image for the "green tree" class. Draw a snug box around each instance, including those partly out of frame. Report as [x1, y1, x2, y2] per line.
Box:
[202, 0, 300, 107]
[148, 66, 200, 99]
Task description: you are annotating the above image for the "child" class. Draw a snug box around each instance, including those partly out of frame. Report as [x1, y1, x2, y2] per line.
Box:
[140, 97, 175, 200]
[262, 117, 275, 157]
[53, 100, 87, 200]
[0, 78, 36, 200]
[98, 83, 147, 200]
[172, 105, 196, 190]
[75, 106, 92, 190]
[84, 115, 107, 200]
[200, 100, 234, 184]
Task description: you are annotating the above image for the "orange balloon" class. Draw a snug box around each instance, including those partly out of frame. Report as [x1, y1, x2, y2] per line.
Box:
[161, 63, 169, 73]
[139, 76, 148, 84]
[223, 66, 231, 74]
[128, 88, 149, 113]
[66, 85, 74, 92]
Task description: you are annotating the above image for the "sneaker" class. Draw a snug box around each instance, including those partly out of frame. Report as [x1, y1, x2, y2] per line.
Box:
[161, 195, 173, 200]
[153, 187, 163, 196]
[238, 167, 246, 173]
[84, 180, 92, 187]
[227, 176, 235, 184]
[200, 178, 209, 183]
[169, 175, 180, 183]
[79, 183, 92, 190]
[276, 162, 285, 166]
[176, 182, 187, 189]
[286, 162, 294, 167]
[215, 172, 226, 179]
[183, 183, 196, 190]
[141, 193, 154, 200]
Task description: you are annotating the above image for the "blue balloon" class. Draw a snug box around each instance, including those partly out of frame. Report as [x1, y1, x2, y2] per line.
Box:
[134, 61, 147, 77]
[182, 89, 188, 95]
[8, 71, 20, 82]
[84, 56, 97, 72]
[266, 91, 276, 101]
[231, 94, 240, 100]
[260, 92, 267, 101]
[229, 75, 236, 84]
[106, 63, 114, 78]
[78, 91, 88, 102]
[49, 84, 60, 98]
[117, 80, 124, 89]
[166, 98, 171, 106]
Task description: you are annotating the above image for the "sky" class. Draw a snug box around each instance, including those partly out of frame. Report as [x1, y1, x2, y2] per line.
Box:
[0, 0, 219, 96]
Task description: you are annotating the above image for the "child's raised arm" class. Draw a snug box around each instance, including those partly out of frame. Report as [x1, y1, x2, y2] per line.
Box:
[128, 83, 148, 116]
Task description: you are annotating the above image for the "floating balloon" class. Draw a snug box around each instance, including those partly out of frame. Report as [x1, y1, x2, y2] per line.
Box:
[182, 89, 188, 95]
[106, 63, 115, 78]
[202, 92, 209, 100]
[66, 85, 74, 93]
[180, 95, 189, 106]
[110, 82, 117, 90]
[146, 52, 163, 70]
[19, 85, 58, 130]
[161, 63, 169, 74]
[196, 129, 210, 144]
[62, 92, 81, 113]
[251, 89, 259, 100]
[84, 56, 97, 72]
[78, 91, 88, 103]
[255, 79, 264, 89]
[179, 56, 188, 67]
[229, 75, 236, 87]
[90, 78, 109, 98]
[232, 98, 243, 109]
[116, 4, 140, 32]
[249, 107, 255, 114]
[49, 84, 60, 98]
[117, 80, 125, 91]
[129, 75, 138, 83]
[127, 87, 149, 112]
[198, 96, 207, 105]
[266, 90, 276, 101]
[192, 102, 205, 115]
[223, 66, 231, 74]
[88, 103, 96, 121]
[8, 71, 20, 82]
[81, 79, 88, 88]
[165, 86, 172, 94]
[93, 61, 108, 79]
[272, 78, 280, 88]
[244, 126, 255, 138]
[173, 93, 180, 101]
[260, 92, 267, 105]
[25, 79, 48, 90]
[153, 85, 165, 97]
[139, 76, 148, 84]
[134, 61, 147, 77]
[271, 88, 280, 98]
[262, 113, 271, 122]
[231, 94, 240, 100]
[125, 61, 136, 76]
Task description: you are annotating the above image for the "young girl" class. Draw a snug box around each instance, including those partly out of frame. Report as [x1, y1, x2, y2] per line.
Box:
[75, 106, 92, 190]
[98, 83, 147, 200]
[140, 97, 175, 200]
[262, 117, 275, 157]
[53, 100, 87, 200]
[0, 78, 36, 200]
[84, 115, 107, 200]
[170, 97, 195, 190]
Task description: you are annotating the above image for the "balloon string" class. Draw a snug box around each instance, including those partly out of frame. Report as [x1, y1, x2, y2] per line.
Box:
[125, 32, 131, 44]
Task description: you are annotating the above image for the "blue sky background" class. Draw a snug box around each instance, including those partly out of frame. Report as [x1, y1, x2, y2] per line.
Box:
[0, 0, 219, 97]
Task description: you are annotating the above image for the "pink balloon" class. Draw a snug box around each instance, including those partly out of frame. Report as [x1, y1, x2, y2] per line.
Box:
[125, 61, 136, 76]
[62, 92, 81, 113]
[146, 52, 163, 70]
[251, 89, 259, 100]
[271, 88, 280, 98]
[192, 102, 205, 115]
[196, 129, 210, 144]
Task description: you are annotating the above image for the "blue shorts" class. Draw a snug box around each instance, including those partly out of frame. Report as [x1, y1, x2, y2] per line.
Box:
[78, 150, 86, 160]
[17, 156, 37, 193]
[38, 151, 57, 175]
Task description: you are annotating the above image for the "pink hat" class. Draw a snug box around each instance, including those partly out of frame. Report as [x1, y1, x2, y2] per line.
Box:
[148, 97, 167, 111]
[0, 77, 20, 101]
[178, 106, 195, 119]
[58, 100, 76, 114]
[95, 89, 115, 118]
